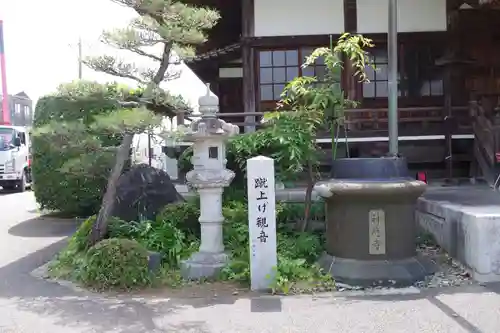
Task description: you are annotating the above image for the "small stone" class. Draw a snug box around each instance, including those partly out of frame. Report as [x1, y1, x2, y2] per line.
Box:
[232, 291, 239, 295]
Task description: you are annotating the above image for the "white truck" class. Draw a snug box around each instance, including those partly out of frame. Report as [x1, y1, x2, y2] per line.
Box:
[0, 125, 32, 192]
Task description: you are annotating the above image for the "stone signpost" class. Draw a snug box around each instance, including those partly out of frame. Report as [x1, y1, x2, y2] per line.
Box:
[247, 156, 277, 291]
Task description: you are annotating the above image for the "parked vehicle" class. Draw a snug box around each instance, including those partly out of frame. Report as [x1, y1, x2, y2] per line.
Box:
[0, 125, 32, 192]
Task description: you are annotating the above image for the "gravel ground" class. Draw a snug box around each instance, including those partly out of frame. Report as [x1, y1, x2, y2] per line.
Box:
[414, 244, 473, 289]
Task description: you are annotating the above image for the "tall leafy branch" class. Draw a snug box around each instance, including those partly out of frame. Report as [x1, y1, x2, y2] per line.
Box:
[84, 0, 220, 246]
[278, 33, 374, 231]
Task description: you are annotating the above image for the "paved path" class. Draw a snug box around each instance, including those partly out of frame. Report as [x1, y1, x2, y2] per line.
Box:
[1, 190, 500, 332]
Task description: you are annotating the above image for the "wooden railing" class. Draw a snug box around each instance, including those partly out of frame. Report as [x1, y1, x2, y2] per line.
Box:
[470, 95, 500, 184]
[203, 106, 473, 138]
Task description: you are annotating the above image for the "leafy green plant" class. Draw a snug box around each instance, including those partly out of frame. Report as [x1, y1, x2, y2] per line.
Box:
[218, 200, 332, 291]
[278, 202, 326, 230]
[273, 33, 374, 231]
[107, 201, 200, 266]
[71, 216, 97, 252]
[108, 219, 188, 267]
[281, 33, 374, 160]
[266, 259, 335, 295]
[80, 238, 151, 290]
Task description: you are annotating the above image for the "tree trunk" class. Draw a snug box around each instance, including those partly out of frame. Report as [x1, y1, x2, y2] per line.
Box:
[89, 133, 134, 247]
[87, 42, 173, 247]
[298, 159, 314, 232]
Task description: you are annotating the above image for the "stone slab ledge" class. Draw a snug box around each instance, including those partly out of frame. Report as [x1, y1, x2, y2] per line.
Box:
[416, 196, 500, 283]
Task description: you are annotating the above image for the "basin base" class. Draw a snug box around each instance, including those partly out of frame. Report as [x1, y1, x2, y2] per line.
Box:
[318, 253, 437, 288]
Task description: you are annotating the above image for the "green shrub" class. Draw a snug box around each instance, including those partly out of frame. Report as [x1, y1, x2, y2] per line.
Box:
[156, 200, 200, 236]
[80, 238, 151, 290]
[108, 201, 200, 266]
[31, 81, 139, 216]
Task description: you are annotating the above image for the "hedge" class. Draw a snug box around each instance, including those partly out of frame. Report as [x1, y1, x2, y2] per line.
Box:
[31, 81, 137, 216]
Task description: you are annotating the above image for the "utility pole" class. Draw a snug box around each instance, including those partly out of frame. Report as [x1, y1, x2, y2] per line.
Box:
[78, 37, 83, 79]
[0, 20, 10, 125]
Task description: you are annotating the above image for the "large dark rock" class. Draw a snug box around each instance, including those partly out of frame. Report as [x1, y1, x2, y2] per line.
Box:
[112, 164, 184, 222]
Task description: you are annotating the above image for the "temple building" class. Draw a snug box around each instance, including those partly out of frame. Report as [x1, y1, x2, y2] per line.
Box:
[185, 0, 500, 182]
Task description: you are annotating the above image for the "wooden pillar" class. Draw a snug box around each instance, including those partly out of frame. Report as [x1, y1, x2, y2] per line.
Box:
[442, 2, 461, 182]
[242, 0, 256, 133]
[343, 0, 358, 101]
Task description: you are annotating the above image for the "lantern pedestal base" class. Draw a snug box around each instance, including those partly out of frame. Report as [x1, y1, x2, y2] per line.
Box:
[180, 252, 229, 280]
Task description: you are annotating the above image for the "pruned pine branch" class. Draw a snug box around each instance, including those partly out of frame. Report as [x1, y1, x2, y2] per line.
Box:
[91, 107, 162, 134]
[33, 121, 112, 157]
[102, 28, 163, 62]
[34, 121, 91, 147]
[147, 86, 189, 111]
[84, 55, 156, 84]
[110, 0, 219, 58]
[112, 0, 219, 35]
[89, 0, 219, 86]
[60, 149, 117, 176]
[55, 80, 138, 100]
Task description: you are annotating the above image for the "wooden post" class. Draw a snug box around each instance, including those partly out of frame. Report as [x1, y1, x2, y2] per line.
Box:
[242, 0, 256, 133]
[343, 0, 359, 131]
[444, 67, 454, 181]
[343, 0, 358, 99]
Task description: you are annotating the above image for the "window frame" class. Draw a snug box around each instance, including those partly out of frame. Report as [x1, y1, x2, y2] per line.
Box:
[363, 49, 391, 99]
[358, 37, 446, 107]
[256, 47, 328, 110]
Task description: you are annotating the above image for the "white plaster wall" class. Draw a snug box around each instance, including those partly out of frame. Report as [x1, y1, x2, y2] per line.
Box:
[219, 67, 243, 78]
[254, 0, 344, 37]
[357, 0, 447, 33]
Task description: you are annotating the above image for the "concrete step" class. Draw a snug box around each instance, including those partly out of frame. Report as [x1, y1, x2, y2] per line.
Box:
[416, 185, 500, 283]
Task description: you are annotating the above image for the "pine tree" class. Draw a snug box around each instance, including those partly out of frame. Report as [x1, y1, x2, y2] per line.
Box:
[84, 0, 220, 246]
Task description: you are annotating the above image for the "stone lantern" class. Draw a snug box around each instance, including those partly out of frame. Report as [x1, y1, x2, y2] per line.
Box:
[180, 84, 239, 280]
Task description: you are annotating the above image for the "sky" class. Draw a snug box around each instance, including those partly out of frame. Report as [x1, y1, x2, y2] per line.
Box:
[0, 0, 140, 103]
[0, 0, 210, 110]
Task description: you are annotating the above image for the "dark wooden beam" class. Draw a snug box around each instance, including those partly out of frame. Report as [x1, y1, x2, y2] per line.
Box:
[344, 0, 357, 33]
[241, 0, 254, 39]
[343, 0, 358, 100]
[249, 35, 335, 48]
[242, 0, 256, 132]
